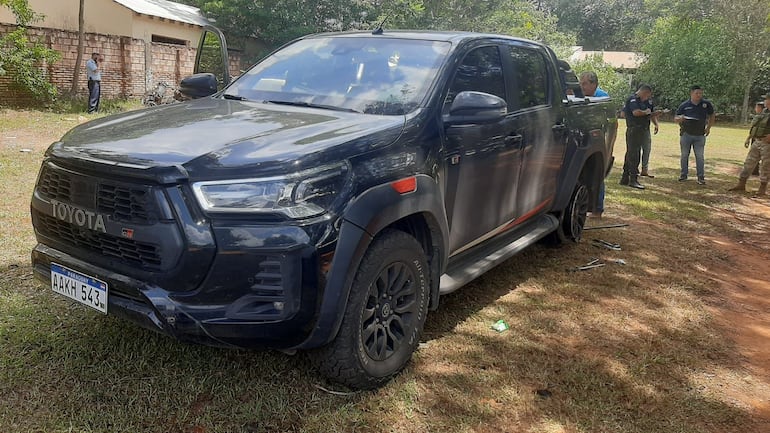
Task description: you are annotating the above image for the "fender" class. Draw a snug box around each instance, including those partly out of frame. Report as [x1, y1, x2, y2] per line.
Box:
[295, 174, 449, 349]
[552, 122, 612, 211]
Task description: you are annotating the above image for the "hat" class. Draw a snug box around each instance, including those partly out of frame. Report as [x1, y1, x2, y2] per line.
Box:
[757, 101, 765, 106]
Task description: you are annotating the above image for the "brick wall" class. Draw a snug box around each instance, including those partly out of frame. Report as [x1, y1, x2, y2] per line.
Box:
[0, 23, 243, 105]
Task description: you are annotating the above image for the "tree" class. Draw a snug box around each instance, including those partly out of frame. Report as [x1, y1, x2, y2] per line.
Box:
[633, 1, 770, 121]
[534, 0, 654, 50]
[180, 0, 573, 61]
[710, 0, 770, 122]
[0, 0, 61, 102]
[69, 0, 85, 95]
[634, 17, 735, 112]
[178, 0, 372, 62]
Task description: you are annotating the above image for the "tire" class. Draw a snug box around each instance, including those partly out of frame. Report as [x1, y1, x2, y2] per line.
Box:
[551, 182, 589, 244]
[312, 229, 430, 390]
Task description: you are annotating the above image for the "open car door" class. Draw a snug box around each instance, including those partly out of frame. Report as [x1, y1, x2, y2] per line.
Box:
[178, 25, 231, 99]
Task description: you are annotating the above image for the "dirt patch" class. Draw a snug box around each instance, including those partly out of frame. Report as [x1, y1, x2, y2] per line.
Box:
[695, 199, 770, 418]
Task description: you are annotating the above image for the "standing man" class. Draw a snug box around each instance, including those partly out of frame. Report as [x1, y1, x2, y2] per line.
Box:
[674, 85, 715, 185]
[579, 71, 609, 98]
[728, 93, 770, 196]
[621, 84, 659, 190]
[86, 52, 102, 113]
[579, 71, 611, 218]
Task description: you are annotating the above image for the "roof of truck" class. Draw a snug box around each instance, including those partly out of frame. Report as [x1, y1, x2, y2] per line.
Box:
[306, 30, 542, 46]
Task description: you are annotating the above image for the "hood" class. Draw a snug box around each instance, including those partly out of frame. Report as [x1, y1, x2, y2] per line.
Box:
[52, 98, 406, 178]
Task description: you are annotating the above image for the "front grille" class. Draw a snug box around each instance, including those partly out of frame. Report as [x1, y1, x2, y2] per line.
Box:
[35, 212, 162, 269]
[97, 183, 152, 222]
[38, 166, 159, 223]
[37, 168, 73, 201]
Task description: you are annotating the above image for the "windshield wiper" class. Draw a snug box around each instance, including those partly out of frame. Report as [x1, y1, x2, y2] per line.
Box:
[263, 100, 361, 114]
[223, 94, 247, 101]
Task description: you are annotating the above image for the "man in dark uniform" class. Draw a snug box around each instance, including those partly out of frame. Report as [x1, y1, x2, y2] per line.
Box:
[728, 93, 770, 196]
[674, 85, 715, 185]
[621, 84, 659, 189]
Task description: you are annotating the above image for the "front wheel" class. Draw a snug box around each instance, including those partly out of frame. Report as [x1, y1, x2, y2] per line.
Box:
[312, 229, 430, 390]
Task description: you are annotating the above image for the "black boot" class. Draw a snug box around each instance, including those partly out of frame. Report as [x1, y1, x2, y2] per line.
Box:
[628, 175, 645, 189]
[620, 173, 629, 186]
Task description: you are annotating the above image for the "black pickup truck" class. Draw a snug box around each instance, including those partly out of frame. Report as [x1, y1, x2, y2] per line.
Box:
[30, 29, 615, 389]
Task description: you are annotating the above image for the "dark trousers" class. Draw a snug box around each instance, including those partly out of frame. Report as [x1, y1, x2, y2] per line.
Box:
[87, 79, 101, 113]
[623, 127, 649, 176]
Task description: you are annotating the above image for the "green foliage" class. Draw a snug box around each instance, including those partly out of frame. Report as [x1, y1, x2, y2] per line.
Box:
[0, 0, 61, 103]
[535, 0, 653, 50]
[188, 0, 370, 53]
[571, 53, 632, 102]
[634, 17, 734, 111]
[482, 1, 576, 51]
[378, 0, 575, 50]
[180, 0, 573, 59]
[0, 0, 35, 25]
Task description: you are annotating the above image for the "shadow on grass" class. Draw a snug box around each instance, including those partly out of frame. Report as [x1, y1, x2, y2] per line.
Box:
[2, 141, 766, 432]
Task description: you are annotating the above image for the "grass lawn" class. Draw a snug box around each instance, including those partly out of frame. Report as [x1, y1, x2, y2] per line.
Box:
[1, 109, 768, 433]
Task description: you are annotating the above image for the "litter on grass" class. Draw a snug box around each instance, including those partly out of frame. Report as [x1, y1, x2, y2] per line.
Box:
[491, 319, 510, 332]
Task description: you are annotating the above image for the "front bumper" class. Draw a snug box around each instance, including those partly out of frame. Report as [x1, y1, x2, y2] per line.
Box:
[31, 229, 321, 350]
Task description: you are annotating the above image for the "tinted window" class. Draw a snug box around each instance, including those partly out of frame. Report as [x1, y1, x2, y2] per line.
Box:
[446, 46, 506, 108]
[508, 46, 548, 109]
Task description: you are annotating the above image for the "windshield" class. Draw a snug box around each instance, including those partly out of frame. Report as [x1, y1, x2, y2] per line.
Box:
[223, 36, 451, 115]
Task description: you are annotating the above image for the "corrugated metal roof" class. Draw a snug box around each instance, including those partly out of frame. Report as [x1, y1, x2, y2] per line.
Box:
[113, 0, 210, 27]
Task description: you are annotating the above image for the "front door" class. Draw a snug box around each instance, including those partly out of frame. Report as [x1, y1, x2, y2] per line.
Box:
[443, 45, 525, 255]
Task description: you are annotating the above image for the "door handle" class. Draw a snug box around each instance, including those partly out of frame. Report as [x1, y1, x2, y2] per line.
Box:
[504, 134, 523, 146]
[552, 124, 567, 133]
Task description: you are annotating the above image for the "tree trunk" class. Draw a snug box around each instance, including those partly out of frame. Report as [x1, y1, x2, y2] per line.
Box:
[69, 0, 85, 96]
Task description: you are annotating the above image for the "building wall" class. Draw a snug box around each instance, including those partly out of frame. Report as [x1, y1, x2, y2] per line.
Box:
[0, 23, 242, 106]
[0, 0, 133, 36]
[0, 0, 206, 46]
[132, 14, 202, 45]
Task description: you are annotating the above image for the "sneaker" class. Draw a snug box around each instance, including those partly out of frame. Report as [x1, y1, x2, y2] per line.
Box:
[697, 178, 706, 185]
[678, 176, 687, 182]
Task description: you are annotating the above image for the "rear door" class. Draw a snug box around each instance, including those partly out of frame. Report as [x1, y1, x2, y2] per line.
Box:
[502, 43, 567, 219]
[442, 44, 526, 255]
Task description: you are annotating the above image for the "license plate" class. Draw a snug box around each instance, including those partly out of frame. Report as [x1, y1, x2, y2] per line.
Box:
[51, 263, 108, 314]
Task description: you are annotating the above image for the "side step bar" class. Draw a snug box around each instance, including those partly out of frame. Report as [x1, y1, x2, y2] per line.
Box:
[438, 213, 559, 295]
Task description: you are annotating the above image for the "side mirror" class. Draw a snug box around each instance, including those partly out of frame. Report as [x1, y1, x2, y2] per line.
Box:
[445, 91, 507, 125]
[178, 73, 218, 99]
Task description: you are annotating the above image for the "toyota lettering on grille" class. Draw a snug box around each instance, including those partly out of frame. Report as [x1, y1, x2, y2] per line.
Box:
[50, 199, 107, 233]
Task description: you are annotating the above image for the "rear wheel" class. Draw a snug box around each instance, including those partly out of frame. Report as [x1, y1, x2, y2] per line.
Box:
[313, 229, 430, 390]
[551, 182, 589, 244]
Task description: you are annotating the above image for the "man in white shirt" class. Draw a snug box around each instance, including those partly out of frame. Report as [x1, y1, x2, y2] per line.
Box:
[86, 52, 103, 113]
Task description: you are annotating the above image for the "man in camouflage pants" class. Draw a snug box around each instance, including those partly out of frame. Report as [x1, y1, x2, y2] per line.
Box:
[729, 93, 770, 196]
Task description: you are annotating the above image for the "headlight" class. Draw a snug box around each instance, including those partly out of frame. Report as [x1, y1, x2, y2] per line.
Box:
[192, 162, 349, 218]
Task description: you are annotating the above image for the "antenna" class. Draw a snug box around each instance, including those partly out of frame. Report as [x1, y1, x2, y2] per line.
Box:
[372, 15, 389, 35]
